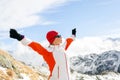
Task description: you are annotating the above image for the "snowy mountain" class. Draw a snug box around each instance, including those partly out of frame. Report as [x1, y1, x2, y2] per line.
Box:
[70, 50, 120, 80]
[70, 50, 120, 74]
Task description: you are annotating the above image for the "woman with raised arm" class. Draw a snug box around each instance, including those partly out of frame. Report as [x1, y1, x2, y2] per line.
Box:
[9, 28, 76, 80]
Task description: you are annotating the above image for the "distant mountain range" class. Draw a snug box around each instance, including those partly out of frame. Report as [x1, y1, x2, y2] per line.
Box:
[70, 50, 120, 74]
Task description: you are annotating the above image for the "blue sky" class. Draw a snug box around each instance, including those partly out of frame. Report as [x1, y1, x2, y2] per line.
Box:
[0, 0, 120, 50]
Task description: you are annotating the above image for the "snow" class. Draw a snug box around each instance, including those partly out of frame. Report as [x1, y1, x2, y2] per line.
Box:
[0, 66, 6, 73]
[71, 71, 120, 80]
[0, 66, 31, 80]
[17, 74, 30, 80]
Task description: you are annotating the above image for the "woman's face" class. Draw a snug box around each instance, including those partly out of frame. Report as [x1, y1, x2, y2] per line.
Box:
[52, 35, 62, 45]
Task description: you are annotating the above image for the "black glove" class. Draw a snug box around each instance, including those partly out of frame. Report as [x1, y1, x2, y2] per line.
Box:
[10, 29, 24, 41]
[72, 28, 76, 36]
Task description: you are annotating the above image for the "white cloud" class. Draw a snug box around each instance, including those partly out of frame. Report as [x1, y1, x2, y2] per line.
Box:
[0, 0, 72, 31]
[0, 31, 9, 39]
[67, 36, 120, 57]
[12, 42, 44, 66]
[0, 41, 15, 51]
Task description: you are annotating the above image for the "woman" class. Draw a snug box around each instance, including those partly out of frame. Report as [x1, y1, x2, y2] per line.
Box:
[9, 28, 76, 80]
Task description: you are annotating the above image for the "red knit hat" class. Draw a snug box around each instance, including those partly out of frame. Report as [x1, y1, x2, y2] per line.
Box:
[46, 30, 58, 44]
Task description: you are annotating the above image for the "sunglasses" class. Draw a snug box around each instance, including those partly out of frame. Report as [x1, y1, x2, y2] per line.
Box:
[55, 35, 61, 38]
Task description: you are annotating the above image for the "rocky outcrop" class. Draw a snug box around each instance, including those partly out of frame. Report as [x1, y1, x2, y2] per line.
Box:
[0, 49, 48, 80]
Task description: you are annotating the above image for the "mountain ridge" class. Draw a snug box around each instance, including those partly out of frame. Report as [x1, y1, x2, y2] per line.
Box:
[0, 49, 48, 80]
[70, 50, 120, 74]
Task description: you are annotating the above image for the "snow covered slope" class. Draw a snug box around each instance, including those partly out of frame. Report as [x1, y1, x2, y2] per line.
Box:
[70, 50, 120, 74]
[70, 50, 120, 80]
[71, 71, 120, 80]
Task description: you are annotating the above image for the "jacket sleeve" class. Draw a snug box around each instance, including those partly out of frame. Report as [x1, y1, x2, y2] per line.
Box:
[20, 38, 48, 55]
[65, 35, 75, 50]
[20, 38, 55, 76]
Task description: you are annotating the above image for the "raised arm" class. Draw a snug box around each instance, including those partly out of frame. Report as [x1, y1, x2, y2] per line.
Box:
[9, 29, 55, 76]
[9, 29, 47, 55]
[65, 28, 76, 50]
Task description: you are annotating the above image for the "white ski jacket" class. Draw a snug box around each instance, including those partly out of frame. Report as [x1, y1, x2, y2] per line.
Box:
[20, 36, 74, 80]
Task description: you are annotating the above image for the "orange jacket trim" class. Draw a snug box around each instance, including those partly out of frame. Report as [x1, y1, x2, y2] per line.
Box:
[28, 42, 55, 76]
[65, 38, 73, 50]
